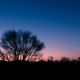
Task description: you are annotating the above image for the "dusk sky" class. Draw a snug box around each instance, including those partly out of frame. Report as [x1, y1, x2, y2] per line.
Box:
[0, 0, 80, 59]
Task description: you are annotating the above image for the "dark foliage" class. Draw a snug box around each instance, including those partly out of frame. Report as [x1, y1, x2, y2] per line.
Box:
[0, 30, 44, 61]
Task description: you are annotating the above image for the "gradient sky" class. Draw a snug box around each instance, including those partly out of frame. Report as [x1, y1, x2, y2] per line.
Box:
[0, 0, 80, 59]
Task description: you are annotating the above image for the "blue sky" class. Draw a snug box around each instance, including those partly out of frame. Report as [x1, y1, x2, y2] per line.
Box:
[0, 0, 80, 59]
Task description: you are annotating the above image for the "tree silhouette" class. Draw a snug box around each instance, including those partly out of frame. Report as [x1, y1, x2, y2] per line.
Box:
[0, 30, 44, 61]
[0, 51, 5, 60]
[60, 57, 70, 63]
[47, 56, 54, 62]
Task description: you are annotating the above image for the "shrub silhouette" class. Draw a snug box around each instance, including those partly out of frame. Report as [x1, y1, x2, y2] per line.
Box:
[60, 57, 70, 63]
[0, 30, 44, 61]
[47, 56, 54, 62]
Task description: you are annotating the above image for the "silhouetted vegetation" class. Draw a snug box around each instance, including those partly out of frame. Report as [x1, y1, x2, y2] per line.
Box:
[0, 56, 80, 65]
[0, 30, 80, 65]
[0, 30, 44, 61]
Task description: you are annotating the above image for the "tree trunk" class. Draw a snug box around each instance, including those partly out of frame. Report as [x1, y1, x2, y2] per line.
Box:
[23, 54, 26, 61]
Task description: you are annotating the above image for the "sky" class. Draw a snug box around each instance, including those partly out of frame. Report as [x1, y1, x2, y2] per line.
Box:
[0, 0, 80, 59]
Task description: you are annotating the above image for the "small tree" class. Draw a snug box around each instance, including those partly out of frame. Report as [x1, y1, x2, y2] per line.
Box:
[0, 30, 44, 61]
[47, 56, 54, 62]
[60, 57, 70, 63]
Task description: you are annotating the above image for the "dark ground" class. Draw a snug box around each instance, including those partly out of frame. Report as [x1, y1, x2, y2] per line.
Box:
[0, 61, 79, 79]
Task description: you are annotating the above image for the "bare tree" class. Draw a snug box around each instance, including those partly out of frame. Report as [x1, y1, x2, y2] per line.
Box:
[0, 30, 44, 61]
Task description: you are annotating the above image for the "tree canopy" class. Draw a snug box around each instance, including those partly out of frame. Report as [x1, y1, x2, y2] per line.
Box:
[0, 30, 44, 61]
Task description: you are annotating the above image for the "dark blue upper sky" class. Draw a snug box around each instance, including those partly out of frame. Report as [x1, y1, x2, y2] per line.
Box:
[0, 0, 80, 59]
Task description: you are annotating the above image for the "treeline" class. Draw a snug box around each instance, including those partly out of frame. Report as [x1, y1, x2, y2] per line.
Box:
[0, 56, 80, 64]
